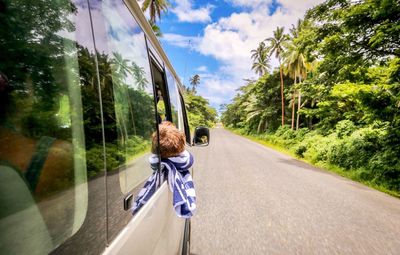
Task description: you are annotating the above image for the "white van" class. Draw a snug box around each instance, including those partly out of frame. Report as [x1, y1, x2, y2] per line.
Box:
[0, 0, 209, 254]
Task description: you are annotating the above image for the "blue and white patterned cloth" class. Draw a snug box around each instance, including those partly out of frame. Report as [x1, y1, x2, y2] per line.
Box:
[131, 150, 196, 218]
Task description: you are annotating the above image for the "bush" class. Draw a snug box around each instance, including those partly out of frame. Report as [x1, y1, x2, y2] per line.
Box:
[86, 145, 105, 177]
[294, 144, 307, 157]
[295, 128, 310, 141]
[302, 134, 336, 163]
[125, 136, 150, 156]
[335, 120, 356, 138]
[328, 126, 386, 169]
[368, 150, 400, 190]
[274, 125, 292, 137]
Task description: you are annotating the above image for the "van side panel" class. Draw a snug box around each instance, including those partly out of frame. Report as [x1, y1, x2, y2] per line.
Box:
[102, 183, 185, 255]
[0, 0, 108, 254]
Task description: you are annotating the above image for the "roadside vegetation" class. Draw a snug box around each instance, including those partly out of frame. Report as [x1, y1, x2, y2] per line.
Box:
[185, 75, 218, 131]
[221, 0, 400, 195]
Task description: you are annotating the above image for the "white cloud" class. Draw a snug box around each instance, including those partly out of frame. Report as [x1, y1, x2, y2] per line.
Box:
[172, 0, 213, 23]
[279, 0, 323, 12]
[97, 0, 154, 93]
[196, 73, 239, 108]
[162, 33, 200, 48]
[228, 0, 272, 8]
[165, 0, 325, 106]
[195, 65, 208, 72]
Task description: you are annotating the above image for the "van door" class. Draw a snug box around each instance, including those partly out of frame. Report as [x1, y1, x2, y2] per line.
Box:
[0, 0, 109, 254]
[86, 0, 161, 247]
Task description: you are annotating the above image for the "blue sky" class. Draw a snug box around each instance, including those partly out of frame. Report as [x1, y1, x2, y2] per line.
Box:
[151, 0, 324, 111]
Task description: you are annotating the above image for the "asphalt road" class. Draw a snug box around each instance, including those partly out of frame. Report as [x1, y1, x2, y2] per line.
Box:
[189, 127, 400, 255]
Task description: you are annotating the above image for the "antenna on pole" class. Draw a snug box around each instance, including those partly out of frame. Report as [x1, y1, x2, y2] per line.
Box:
[183, 39, 192, 89]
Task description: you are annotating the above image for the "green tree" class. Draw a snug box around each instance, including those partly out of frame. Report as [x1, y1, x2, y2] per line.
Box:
[283, 20, 311, 130]
[266, 27, 289, 126]
[184, 91, 217, 130]
[189, 74, 200, 94]
[251, 42, 270, 77]
[221, 72, 283, 132]
[131, 62, 149, 90]
[112, 52, 131, 81]
[149, 20, 163, 37]
[140, 0, 170, 24]
[306, 0, 400, 85]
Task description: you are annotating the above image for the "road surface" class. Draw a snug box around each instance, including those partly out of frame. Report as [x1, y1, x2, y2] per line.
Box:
[190, 128, 400, 255]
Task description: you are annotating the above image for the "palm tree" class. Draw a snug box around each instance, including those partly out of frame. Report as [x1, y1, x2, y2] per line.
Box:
[285, 19, 312, 130]
[283, 41, 308, 130]
[244, 94, 272, 133]
[289, 19, 302, 39]
[283, 19, 307, 130]
[251, 52, 270, 77]
[149, 20, 163, 37]
[131, 62, 149, 90]
[112, 52, 132, 81]
[251, 41, 267, 61]
[283, 47, 297, 130]
[265, 27, 289, 127]
[111, 53, 138, 136]
[140, 0, 170, 24]
[251, 42, 270, 77]
[190, 74, 200, 93]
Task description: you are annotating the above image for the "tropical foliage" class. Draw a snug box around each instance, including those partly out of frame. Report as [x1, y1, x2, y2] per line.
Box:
[223, 0, 400, 193]
[189, 74, 201, 93]
[265, 26, 289, 126]
[149, 20, 163, 37]
[140, 0, 170, 23]
[251, 42, 270, 76]
[138, 0, 170, 37]
[184, 76, 217, 130]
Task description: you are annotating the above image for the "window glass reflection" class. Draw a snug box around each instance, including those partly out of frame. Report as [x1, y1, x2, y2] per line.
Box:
[166, 69, 184, 130]
[99, 0, 157, 194]
[0, 0, 89, 253]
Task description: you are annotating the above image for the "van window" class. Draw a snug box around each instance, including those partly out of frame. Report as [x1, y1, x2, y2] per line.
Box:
[0, 0, 88, 253]
[93, 0, 157, 198]
[166, 68, 184, 131]
[90, 0, 159, 242]
[147, 40, 164, 70]
[180, 93, 192, 143]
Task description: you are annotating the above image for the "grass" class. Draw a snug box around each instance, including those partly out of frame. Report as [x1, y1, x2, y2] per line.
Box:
[227, 127, 400, 198]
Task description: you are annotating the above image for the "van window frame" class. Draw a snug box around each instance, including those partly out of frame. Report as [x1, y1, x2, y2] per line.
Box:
[179, 92, 191, 144]
[149, 58, 174, 123]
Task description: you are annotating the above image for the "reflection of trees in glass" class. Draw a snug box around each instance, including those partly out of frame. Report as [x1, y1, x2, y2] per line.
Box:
[111, 52, 151, 134]
[111, 52, 148, 90]
[0, 0, 86, 198]
[0, 0, 156, 179]
[0, 0, 78, 138]
[76, 46, 155, 176]
[131, 62, 149, 90]
[108, 52, 155, 169]
[0, 1, 89, 250]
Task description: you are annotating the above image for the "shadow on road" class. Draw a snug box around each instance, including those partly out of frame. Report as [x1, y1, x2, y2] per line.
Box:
[276, 158, 374, 192]
[277, 158, 339, 177]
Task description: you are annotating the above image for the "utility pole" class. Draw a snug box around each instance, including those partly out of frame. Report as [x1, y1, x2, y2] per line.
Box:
[183, 39, 192, 89]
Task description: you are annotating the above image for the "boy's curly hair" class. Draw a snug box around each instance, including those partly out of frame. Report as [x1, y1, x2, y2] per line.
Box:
[152, 121, 186, 158]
